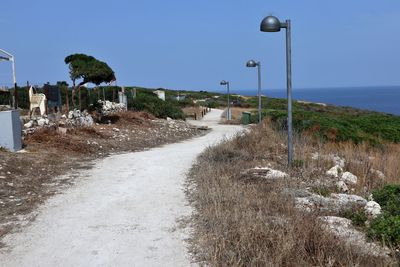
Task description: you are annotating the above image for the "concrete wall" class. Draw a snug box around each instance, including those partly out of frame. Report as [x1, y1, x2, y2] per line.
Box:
[0, 110, 22, 152]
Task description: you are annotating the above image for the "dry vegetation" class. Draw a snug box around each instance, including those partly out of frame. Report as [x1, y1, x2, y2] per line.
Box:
[187, 120, 398, 266]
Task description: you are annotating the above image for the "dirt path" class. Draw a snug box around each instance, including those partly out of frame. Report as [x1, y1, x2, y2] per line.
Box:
[0, 109, 243, 267]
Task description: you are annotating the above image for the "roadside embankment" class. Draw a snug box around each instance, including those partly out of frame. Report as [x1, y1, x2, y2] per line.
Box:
[187, 120, 398, 266]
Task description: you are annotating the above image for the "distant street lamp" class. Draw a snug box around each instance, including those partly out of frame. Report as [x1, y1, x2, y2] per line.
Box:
[220, 80, 231, 120]
[260, 15, 293, 167]
[0, 49, 17, 109]
[246, 60, 262, 123]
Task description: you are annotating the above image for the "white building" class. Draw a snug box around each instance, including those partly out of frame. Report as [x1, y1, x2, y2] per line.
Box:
[153, 90, 165, 101]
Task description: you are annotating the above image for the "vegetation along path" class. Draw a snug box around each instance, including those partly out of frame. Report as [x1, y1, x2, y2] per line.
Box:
[0, 109, 243, 267]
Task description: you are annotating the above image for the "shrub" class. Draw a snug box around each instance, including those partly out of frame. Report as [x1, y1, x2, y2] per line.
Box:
[367, 215, 400, 246]
[131, 92, 185, 120]
[341, 208, 368, 227]
[372, 184, 400, 216]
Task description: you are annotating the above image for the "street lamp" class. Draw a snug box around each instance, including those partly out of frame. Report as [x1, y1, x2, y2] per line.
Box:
[220, 80, 231, 120]
[246, 59, 262, 123]
[0, 49, 17, 109]
[260, 15, 293, 167]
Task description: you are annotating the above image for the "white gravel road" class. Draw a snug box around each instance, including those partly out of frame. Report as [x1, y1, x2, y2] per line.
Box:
[0, 109, 243, 267]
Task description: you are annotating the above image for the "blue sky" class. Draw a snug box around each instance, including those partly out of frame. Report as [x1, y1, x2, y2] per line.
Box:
[1, 0, 399, 92]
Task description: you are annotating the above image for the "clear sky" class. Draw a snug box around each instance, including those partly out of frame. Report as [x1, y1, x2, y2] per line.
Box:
[1, 0, 399, 92]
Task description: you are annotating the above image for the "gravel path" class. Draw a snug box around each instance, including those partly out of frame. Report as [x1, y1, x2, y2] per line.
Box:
[0, 109, 243, 267]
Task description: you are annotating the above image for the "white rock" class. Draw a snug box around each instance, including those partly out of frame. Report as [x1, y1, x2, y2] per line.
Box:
[24, 121, 34, 128]
[320, 216, 391, 258]
[326, 165, 343, 178]
[330, 193, 368, 207]
[336, 181, 349, 192]
[341, 172, 358, 185]
[113, 128, 120, 132]
[251, 167, 288, 180]
[61, 114, 67, 119]
[364, 201, 382, 218]
[68, 111, 74, 119]
[166, 117, 172, 121]
[37, 118, 47, 127]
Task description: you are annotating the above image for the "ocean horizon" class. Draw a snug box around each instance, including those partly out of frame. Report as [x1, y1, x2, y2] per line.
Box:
[215, 86, 400, 116]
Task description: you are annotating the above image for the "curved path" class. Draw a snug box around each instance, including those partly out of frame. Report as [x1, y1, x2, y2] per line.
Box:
[0, 109, 243, 267]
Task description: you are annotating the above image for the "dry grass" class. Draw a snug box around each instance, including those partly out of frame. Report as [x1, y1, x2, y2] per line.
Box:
[187, 120, 396, 266]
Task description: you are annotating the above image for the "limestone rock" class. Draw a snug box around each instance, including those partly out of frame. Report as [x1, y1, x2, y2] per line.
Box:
[336, 180, 349, 192]
[24, 121, 34, 128]
[320, 216, 391, 258]
[364, 201, 382, 218]
[326, 165, 343, 178]
[37, 118, 47, 127]
[341, 172, 358, 185]
[248, 167, 288, 180]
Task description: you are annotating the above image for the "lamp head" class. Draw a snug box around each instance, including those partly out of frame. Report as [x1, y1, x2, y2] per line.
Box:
[246, 60, 258, 68]
[220, 80, 228, 86]
[260, 16, 282, 32]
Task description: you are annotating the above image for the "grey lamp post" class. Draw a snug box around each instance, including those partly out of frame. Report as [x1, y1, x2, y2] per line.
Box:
[220, 80, 231, 120]
[246, 60, 262, 123]
[260, 16, 293, 167]
[0, 49, 17, 109]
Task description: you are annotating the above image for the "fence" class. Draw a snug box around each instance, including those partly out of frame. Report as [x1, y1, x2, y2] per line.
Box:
[0, 84, 138, 111]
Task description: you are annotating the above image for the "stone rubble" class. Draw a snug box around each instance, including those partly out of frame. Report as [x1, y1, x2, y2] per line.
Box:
[320, 216, 391, 258]
[364, 201, 382, 218]
[341, 172, 358, 185]
[294, 193, 368, 213]
[326, 165, 343, 178]
[99, 100, 126, 115]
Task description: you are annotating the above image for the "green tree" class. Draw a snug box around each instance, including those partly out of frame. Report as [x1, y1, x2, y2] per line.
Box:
[64, 54, 116, 108]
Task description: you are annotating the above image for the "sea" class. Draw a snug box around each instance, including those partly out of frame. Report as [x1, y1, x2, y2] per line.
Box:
[227, 86, 400, 116]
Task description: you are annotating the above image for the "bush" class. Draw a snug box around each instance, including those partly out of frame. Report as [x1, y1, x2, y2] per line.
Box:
[367, 215, 400, 246]
[366, 185, 400, 247]
[372, 184, 400, 216]
[131, 91, 185, 120]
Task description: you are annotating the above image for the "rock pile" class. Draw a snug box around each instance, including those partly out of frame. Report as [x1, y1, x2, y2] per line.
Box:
[99, 100, 126, 115]
[23, 109, 94, 134]
[63, 110, 94, 128]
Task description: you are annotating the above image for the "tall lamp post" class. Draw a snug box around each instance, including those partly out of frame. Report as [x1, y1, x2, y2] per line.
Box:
[246, 60, 262, 123]
[260, 15, 293, 167]
[0, 49, 17, 109]
[220, 80, 231, 120]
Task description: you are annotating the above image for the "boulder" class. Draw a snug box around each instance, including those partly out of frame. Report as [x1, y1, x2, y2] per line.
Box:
[246, 167, 288, 180]
[364, 201, 382, 218]
[320, 216, 391, 258]
[326, 165, 343, 178]
[330, 193, 367, 209]
[336, 181, 349, 192]
[37, 118, 47, 127]
[341, 172, 358, 185]
[24, 121, 34, 128]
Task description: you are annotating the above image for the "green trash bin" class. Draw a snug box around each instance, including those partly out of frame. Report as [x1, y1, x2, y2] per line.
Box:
[242, 112, 251, 125]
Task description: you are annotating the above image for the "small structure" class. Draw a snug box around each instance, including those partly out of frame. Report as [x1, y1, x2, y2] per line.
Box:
[0, 110, 22, 151]
[153, 90, 165, 101]
[118, 87, 128, 108]
[29, 86, 47, 117]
